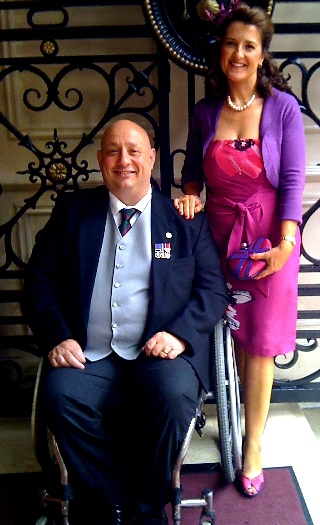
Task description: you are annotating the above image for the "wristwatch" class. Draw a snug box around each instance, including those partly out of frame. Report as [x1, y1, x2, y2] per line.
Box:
[280, 235, 296, 246]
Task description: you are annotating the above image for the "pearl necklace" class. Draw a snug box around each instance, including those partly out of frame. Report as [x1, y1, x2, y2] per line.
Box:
[227, 93, 256, 112]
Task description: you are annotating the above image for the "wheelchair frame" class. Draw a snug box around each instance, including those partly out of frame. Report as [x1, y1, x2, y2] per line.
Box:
[31, 319, 241, 525]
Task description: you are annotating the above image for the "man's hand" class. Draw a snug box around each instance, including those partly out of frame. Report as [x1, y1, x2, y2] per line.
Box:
[48, 339, 86, 369]
[142, 331, 186, 360]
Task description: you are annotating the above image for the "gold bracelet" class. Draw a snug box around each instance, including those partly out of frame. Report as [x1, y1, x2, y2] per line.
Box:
[280, 235, 296, 246]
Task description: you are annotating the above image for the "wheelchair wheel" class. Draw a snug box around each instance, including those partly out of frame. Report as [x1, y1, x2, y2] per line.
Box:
[214, 320, 242, 482]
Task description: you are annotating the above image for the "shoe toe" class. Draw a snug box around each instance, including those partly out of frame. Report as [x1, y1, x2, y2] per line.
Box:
[238, 471, 264, 497]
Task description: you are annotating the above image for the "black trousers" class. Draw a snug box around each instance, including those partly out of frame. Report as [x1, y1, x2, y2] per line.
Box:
[43, 351, 199, 518]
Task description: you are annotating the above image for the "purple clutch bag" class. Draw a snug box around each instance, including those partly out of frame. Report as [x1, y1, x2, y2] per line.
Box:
[227, 238, 272, 280]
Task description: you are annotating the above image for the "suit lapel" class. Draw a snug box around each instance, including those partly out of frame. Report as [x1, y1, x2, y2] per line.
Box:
[150, 191, 177, 314]
[79, 187, 110, 324]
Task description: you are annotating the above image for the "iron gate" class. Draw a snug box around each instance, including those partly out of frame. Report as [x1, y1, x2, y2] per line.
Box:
[0, 0, 319, 408]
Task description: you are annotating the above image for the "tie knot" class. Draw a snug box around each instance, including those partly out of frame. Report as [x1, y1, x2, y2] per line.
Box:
[119, 208, 137, 236]
[121, 208, 136, 221]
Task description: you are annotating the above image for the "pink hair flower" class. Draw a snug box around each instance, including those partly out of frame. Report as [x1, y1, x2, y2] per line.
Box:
[196, 0, 220, 22]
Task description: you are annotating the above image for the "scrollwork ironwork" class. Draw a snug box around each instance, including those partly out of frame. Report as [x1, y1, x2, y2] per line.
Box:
[26, 6, 69, 30]
[16, 129, 97, 192]
[279, 58, 320, 128]
[0, 0, 319, 401]
[300, 198, 320, 266]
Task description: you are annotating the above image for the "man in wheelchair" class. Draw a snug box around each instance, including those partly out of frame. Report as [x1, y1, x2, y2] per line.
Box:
[22, 119, 228, 525]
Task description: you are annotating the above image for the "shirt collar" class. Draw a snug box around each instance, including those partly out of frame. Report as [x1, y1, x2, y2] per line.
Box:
[109, 186, 152, 218]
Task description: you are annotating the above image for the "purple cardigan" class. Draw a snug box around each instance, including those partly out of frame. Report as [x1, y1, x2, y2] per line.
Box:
[181, 88, 306, 223]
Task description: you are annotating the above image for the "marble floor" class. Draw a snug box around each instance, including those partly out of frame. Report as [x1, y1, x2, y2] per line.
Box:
[1, 402, 320, 525]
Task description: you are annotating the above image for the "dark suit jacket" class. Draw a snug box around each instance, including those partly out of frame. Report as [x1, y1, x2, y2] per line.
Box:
[22, 186, 228, 391]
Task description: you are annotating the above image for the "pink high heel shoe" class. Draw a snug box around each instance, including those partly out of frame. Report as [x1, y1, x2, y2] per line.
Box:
[238, 471, 264, 497]
[240, 427, 266, 497]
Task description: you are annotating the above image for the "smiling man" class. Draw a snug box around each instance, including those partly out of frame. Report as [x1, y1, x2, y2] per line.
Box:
[22, 119, 228, 525]
[97, 120, 156, 205]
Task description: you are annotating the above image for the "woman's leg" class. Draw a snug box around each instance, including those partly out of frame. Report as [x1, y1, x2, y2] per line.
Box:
[235, 348, 274, 495]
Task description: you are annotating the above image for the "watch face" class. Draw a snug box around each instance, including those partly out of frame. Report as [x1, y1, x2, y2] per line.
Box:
[143, 0, 275, 74]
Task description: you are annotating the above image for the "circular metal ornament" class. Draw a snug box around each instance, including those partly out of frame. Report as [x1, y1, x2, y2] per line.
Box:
[40, 40, 59, 57]
[143, 0, 275, 74]
[48, 162, 68, 182]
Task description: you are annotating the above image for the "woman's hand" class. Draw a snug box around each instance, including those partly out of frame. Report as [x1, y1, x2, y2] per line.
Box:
[174, 195, 203, 219]
[251, 242, 294, 280]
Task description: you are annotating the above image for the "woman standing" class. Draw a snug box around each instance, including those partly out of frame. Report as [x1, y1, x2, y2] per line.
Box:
[175, 2, 305, 496]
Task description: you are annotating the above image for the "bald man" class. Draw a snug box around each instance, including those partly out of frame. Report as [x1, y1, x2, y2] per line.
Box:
[22, 120, 228, 525]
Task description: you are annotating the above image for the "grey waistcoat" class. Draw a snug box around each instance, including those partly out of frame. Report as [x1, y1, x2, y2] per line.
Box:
[85, 206, 152, 361]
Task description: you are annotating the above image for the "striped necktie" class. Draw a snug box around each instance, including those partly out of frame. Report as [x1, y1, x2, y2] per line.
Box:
[119, 208, 137, 236]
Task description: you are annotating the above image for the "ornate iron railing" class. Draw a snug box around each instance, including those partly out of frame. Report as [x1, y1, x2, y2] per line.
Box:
[0, 0, 319, 405]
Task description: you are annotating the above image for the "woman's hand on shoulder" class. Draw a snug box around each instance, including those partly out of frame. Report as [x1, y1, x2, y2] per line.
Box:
[174, 195, 203, 219]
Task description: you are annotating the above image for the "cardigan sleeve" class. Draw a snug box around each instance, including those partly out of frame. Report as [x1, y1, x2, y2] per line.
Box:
[278, 94, 306, 224]
[181, 98, 223, 192]
[180, 98, 225, 193]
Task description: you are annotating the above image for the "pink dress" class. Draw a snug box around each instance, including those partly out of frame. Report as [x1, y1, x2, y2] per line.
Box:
[203, 139, 300, 357]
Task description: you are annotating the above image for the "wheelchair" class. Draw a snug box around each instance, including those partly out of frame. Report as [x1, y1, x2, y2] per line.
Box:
[31, 318, 241, 525]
